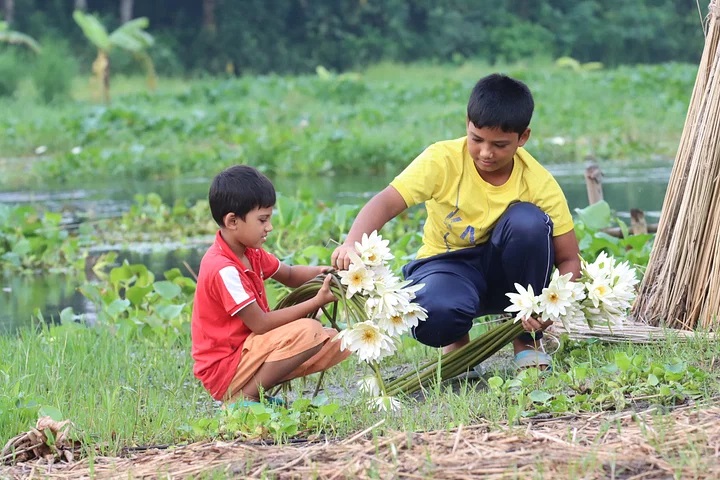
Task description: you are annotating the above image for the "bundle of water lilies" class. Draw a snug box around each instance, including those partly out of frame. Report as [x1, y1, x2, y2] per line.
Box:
[275, 231, 428, 411]
[384, 251, 640, 397]
[277, 233, 640, 407]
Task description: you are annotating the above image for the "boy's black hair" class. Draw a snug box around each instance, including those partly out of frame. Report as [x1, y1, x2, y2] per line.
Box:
[467, 73, 534, 135]
[209, 165, 276, 227]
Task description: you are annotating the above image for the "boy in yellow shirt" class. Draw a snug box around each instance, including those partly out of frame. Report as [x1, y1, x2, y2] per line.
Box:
[332, 73, 581, 369]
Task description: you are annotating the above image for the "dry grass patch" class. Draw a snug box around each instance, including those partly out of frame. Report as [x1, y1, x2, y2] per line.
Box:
[3, 401, 719, 479]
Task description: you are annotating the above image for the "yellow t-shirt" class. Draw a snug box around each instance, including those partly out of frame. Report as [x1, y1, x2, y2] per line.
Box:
[390, 137, 574, 259]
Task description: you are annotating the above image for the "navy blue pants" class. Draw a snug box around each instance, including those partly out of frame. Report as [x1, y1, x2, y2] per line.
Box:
[403, 202, 555, 348]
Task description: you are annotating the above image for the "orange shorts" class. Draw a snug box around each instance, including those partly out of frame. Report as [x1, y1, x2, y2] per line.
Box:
[223, 318, 351, 403]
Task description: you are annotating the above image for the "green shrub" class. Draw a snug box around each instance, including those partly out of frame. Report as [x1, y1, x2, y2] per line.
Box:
[31, 39, 77, 103]
[0, 51, 22, 97]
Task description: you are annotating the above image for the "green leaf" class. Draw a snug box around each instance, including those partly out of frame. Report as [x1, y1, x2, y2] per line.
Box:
[110, 262, 135, 286]
[487, 376, 504, 390]
[164, 268, 183, 281]
[106, 298, 131, 318]
[614, 352, 632, 372]
[39, 405, 64, 421]
[126, 285, 154, 306]
[73, 10, 111, 51]
[528, 390, 552, 403]
[155, 303, 185, 321]
[574, 201, 613, 231]
[647, 374, 659, 386]
[154, 281, 182, 300]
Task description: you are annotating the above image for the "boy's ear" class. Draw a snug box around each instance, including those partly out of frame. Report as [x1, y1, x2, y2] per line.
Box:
[518, 128, 531, 146]
[223, 212, 238, 229]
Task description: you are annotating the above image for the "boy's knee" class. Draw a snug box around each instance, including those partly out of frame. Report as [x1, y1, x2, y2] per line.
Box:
[412, 303, 473, 348]
[501, 202, 552, 238]
[291, 318, 327, 341]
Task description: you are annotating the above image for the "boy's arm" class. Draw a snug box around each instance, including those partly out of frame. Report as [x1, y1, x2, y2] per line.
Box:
[239, 274, 336, 335]
[272, 263, 333, 288]
[331, 186, 408, 270]
[553, 230, 581, 279]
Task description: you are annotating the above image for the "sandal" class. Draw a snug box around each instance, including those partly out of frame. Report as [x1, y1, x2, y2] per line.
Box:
[514, 350, 553, 371]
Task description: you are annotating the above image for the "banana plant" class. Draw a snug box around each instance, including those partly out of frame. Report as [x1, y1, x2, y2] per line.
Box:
[72, 10, 156, 103]
[0, 21, 41, 53]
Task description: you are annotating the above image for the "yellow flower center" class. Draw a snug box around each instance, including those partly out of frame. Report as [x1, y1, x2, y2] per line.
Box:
[361, 328, 378, 342]
[548, 292, 559, 303]
[390, 315, 403, 325]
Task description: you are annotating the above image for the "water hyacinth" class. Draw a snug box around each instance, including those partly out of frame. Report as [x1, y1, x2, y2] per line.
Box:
[504, 253, 639, 330]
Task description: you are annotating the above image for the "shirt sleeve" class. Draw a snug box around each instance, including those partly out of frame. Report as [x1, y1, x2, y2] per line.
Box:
[389, 144, 445, 208]
[536, 177, 574, 236]
[257, 249, 281, 280]
[214, 266, 257, 316]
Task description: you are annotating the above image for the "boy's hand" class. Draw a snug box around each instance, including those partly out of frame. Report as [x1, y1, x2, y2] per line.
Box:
[314, 274, 338, 306]
[521, 316, 552, 333]
[331, 243, 354, 271]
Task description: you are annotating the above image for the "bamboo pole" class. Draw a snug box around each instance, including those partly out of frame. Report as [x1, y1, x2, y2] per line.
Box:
[633, 1, 720, 330]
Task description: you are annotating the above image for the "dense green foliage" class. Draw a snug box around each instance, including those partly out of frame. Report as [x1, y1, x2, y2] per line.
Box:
[0, 63, 693, 188]
[5, 0, 707, 75]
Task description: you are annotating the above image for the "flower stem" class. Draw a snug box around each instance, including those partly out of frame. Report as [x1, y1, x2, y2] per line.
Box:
[385, 321, 524, 396]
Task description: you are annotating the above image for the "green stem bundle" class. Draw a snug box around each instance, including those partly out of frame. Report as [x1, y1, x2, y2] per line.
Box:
[275, 274, 366, 329]
[276, 275, 525, 396]
[385, 321, 524, 396]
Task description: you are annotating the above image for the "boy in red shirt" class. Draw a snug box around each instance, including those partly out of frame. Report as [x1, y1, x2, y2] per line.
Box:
[192, 165, 350, 406]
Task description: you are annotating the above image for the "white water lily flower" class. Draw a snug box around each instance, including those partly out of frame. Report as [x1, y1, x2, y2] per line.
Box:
[367, 276, 418, 319]
[336, 321, 396, 363]
[505, 283, 539, 322]
[586, 279, 615, 308]
[538, 281, 574, 321]
[71, 146, 82, 155]
[561, 303, 587, 329]
[367, 395, 401, 412]
[376, 312, 412, 337]
[355, 230, 394, 267]
[570, 280, 587, 303]
[338, 254, 374, 298]
[34, 145, 47, 155]
[357, 376, 381, 396]
[401, 304, 428, 328]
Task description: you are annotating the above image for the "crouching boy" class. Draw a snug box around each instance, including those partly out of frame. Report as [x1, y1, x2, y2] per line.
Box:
[192, 165, 350, 406]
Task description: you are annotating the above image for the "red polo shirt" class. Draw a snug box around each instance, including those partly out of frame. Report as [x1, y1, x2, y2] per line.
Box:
[191, 231, 281, 400]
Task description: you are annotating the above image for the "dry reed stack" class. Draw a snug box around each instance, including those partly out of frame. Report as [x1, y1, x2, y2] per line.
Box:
[633, 1, 720, 330]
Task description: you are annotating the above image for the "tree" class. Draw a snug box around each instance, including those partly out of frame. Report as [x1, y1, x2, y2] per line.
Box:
[73, 10, 155, 103]
[203, 0, 216, 33]
[0, 20, 41, 53]
[120, 0, 133, 24]
[2, 0, 13, 25]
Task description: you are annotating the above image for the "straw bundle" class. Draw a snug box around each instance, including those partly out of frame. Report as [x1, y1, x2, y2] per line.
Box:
[633, 1, 720, 330]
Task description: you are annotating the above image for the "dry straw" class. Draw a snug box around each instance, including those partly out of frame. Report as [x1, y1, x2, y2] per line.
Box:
[633, 1, 720, 330]
[4, 401, 720, 479]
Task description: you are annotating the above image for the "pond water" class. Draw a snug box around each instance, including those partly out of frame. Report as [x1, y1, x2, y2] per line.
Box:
[0, 161, 671, 333]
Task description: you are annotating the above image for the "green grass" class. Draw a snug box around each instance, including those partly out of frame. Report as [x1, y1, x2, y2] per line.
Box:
[2, 319, 719, 457]
[0, 61, 695, 191]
